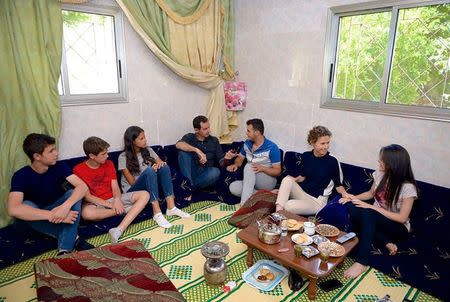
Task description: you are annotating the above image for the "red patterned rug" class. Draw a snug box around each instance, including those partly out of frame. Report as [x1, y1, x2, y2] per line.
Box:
[34, 240, 186, 302]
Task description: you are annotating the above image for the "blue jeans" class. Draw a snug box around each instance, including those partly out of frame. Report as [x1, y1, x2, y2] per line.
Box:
[178, 151, 220, 189]
[127, 165, 174, 202]
[22, 190, 81, 251]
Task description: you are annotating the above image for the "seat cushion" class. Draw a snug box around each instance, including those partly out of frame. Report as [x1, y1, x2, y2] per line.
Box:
[228, 190, 277, 228]
[367, 235, 450, 301]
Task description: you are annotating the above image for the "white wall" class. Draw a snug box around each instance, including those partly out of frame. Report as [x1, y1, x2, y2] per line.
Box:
[58, 0, 449, 187]
[59, 0, 208, 159]
[234, 0, 450, 187]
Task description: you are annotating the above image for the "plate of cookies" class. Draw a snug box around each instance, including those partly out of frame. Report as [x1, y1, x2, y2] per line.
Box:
[242, 260, 289, 291]
[253, 266, 276, 283]
[283, 219, 303, 231]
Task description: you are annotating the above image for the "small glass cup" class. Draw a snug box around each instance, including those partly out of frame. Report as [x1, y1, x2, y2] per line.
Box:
[280, 220, 288, 236]
[294, 244, 303, 257]
[320, 247, 330, 263]
[308, 216, 317, 223]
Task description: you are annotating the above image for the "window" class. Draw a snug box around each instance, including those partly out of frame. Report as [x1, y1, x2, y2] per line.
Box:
[322, 0, 449, 121]
[59, 4, 127, 105]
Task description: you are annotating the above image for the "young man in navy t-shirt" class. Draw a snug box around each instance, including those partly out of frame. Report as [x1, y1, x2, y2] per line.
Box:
[8, 133, 89, 255]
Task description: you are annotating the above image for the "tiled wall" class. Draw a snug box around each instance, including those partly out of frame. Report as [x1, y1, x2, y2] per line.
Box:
[234, 0, 450, 187]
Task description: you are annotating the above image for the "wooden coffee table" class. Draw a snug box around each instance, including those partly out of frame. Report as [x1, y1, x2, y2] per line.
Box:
[237, 210, 358, 300]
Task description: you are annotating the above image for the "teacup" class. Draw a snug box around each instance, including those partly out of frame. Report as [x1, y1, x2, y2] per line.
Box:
[303, 221, 315, 235]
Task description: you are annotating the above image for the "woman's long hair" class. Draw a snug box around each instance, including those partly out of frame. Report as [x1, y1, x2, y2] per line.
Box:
[375, 144, 417, 209]
[123, 126, 154, 175]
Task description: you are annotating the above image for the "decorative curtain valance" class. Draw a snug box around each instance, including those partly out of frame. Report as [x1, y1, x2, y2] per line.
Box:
[117, 0, 236, 141]
[58, 0, 89, 3]
[154, 0, 213, 25]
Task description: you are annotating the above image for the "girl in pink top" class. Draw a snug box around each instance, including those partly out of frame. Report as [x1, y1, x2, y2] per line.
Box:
[340, 144, 417, 278]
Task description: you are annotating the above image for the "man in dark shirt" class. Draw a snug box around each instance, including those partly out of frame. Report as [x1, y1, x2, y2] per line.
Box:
[176, 115, 236, 189]
[8, 133, 89, 255]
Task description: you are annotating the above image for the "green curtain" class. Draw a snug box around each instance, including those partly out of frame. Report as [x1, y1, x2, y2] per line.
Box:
[221, 0, 235, 79]
[122, 0, 174, 60]
[0, 0, 63, 227]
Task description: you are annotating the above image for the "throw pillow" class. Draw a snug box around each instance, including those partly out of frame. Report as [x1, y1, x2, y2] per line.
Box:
[316, 195, 352, 232]
[228, 190, 277, 228]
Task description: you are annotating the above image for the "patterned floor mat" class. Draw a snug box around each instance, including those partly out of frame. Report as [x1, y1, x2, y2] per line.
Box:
[0, 201, 442, 302]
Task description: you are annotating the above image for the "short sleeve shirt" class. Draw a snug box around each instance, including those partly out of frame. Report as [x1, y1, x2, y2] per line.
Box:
[10, 162, 72, 208]
[240, 138, 281, 167]
[73, 160, 116, 200]
[179, 133, 224, 167]
[118, 147, 159, 192]
[373, 170, 417, 231]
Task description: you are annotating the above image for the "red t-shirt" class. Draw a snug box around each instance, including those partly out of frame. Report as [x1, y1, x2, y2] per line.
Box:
[74, 160, 116, 200]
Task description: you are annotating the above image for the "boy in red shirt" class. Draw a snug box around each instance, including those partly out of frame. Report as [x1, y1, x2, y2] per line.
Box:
[74, 137, 149, 243]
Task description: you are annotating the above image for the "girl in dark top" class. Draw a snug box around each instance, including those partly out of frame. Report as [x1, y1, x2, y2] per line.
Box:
[340, 144, 417, 278]
[118, 126, 190, 229]
[275, 126, 350, 215]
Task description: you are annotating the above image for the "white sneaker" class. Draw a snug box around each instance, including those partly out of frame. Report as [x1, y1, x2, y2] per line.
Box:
[166, 207, 191, 218]
[153, 213, 172, 228]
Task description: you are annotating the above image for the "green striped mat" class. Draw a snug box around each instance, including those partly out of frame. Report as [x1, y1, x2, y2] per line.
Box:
[0, 201, 441, 302]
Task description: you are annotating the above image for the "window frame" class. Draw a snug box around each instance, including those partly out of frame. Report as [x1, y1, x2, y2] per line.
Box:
[321, 0, 449, 122]
[60, 3, 128, 106]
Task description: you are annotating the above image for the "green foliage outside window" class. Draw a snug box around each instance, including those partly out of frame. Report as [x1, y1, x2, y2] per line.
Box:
[333, 3, 449, 109]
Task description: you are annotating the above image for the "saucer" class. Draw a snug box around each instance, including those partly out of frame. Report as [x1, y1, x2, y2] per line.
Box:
[291, 233, 313, 246]
[311, 234, 329, 245]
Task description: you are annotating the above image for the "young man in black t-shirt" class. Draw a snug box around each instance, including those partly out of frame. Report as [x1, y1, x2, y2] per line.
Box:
[176, 115, 236, 190]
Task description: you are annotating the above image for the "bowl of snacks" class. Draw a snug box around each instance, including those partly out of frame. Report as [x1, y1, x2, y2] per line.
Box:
[315, 224, 340, 237]
[291, 233, 313, 246]
[283, 219, 303, 231]
[318, 241, 345, 257]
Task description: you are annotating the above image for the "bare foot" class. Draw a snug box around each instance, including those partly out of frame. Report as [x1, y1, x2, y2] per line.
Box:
[386, 243, 398, 255]
[344, 262, 367, 279]
[271, 189, 279, 194]
[275, 205, 283, 212]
